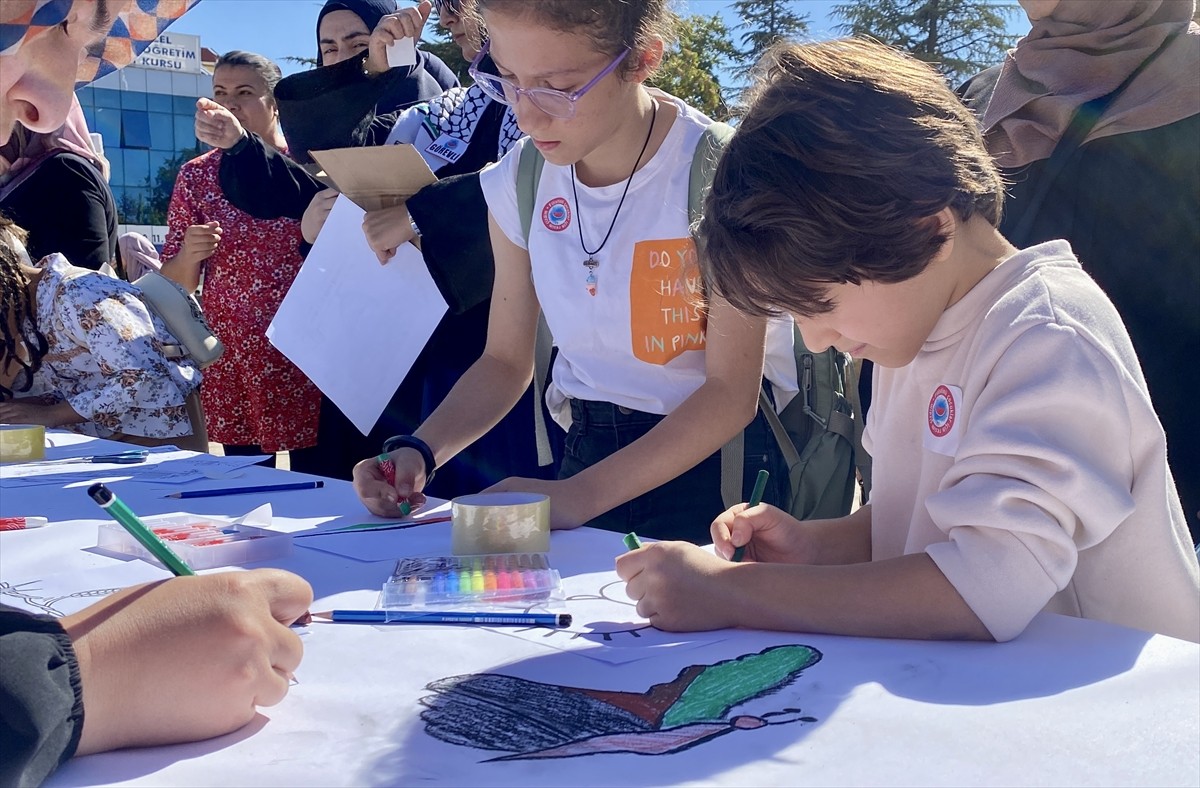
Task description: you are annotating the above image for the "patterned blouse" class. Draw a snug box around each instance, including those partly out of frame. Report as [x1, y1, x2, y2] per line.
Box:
[19, 254, 201, 439]
[162, 149, 319, 451]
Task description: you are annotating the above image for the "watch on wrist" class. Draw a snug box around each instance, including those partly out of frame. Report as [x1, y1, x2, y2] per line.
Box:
[381, 434, 436, 484]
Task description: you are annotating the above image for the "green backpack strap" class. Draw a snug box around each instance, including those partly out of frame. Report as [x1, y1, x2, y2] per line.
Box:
[516, 143, 556, 467]
[690, 124, 755, 512]
[516, 141, 547, 243]
[689, 122, 734, 226]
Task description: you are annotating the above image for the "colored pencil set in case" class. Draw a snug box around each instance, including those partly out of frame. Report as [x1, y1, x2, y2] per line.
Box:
[381, 553, 564, 610]
[96, 513, 292, 570]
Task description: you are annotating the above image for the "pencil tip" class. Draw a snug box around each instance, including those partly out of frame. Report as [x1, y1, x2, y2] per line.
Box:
[311, 611, 333, 620]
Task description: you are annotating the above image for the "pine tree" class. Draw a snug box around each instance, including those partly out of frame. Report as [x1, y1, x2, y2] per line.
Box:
[650, 14, 740, 120]
[732, 0, 810, 69]
[833, 0, 1019, 85]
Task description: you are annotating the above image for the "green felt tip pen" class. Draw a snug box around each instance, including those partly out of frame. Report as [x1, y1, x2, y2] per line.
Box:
[87, 483, 195, 576]
[623, 532, 644, 551]
[732, 469, 771, 563]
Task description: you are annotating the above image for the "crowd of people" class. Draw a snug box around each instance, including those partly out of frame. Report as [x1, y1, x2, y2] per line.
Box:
[1, 0, 1197, 784]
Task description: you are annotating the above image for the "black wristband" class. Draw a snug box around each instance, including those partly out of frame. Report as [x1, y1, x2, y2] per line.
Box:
[381, 434, 437, 484]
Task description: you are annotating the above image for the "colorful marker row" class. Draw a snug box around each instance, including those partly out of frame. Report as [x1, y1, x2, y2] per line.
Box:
[384, 553, 560, 605]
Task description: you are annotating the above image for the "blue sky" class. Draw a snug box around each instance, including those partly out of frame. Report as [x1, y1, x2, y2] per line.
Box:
[176, 0, 1029, 78]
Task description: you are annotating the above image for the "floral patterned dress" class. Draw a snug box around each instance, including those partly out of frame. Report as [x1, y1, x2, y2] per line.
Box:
[163, 149, 319, 451]
[23, 254, 200, 439]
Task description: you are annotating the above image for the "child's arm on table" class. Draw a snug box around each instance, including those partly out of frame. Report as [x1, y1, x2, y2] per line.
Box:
[489, 294, 768, 528]
[354, 213, 540, 516]
[617, 504, 992, 641]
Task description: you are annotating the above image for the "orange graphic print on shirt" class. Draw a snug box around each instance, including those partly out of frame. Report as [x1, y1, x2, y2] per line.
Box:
[630, 238, 707, 365]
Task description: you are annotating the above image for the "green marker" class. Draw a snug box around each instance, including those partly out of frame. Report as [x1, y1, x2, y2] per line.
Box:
[623, 532, 644, 551]
[87, 483, 195, 576]
[731, 469, 770, 563]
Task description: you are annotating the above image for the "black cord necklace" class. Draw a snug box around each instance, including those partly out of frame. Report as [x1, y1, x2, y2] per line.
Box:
[570, 100, 658, 297]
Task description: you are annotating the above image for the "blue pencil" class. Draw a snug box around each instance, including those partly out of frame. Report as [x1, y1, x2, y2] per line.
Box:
[313, 610, 571, 627]
[166, 480, 324, 499]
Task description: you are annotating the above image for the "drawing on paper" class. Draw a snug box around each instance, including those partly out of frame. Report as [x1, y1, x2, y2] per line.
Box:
[526, 579, 653, 642]
[419, 644, 822, 760]
[0, 579, 123, 617]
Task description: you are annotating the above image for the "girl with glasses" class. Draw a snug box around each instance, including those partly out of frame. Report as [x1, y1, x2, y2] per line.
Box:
[355, 0, 797, 542]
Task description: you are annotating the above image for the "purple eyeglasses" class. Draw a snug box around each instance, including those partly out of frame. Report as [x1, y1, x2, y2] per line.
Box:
[468, 39, 632, 119]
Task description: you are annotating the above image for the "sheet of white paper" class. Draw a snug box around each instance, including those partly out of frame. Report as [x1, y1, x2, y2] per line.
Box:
[0, 561, 170, 617]
[295, 513, 456, 562]
[0, 451, 269, 487]
[386, 37, 417, 67]
[485, 568, 727, 665]
[268, 195, 448, 434]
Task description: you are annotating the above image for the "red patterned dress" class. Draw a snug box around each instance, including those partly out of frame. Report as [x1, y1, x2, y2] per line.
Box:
[162, 148, 319, 451]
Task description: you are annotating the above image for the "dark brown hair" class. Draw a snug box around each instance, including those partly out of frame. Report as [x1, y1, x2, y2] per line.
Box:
[699, 38, 1005, 318]
[475, 0, 676, 78]
[0, 215, 47, 400]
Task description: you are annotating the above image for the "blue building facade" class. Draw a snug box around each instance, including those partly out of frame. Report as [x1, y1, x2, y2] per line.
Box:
[75, 32, 212, 246]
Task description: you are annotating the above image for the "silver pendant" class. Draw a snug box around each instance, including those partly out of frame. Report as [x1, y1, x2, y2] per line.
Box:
[583, 257, 599, 296]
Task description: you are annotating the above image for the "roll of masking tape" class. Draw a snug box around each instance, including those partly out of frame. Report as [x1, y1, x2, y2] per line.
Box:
[451, 492, 550, 555]
[0, 424, 46, 463]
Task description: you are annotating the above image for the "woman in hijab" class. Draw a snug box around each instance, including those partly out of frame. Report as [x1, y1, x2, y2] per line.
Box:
[960, 0, 1200, 539]
[0, 97, 117, 273]
[274, 0, 457, 161]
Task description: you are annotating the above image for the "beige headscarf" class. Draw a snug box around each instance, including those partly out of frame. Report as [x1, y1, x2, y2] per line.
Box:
[118, 232, 164, 282]
[981, 0, 1200, 167]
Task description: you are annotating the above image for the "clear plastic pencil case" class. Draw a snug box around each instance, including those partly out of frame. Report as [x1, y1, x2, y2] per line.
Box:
[97, 513, 292, 570]
[381, 553, 564, 610]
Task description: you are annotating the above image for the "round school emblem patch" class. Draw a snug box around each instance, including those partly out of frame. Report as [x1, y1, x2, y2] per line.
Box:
[928, 385, 956, 438]
[542, 197, 571, 231]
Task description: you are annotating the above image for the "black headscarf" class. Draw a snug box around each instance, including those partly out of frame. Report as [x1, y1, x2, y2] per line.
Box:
[315, 0, 398, 64]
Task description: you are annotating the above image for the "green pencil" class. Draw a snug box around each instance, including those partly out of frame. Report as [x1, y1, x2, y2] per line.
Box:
[87, 483, 195, 576]
[623, 532, 644, 551]
[731, 469, 770, 563]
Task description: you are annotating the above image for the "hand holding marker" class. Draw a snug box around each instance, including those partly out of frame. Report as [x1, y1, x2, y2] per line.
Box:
[621, 471, 768, 561]
[731, 469, 771, 563]
[87, 483, 315, 627]
[377, 453, 412, 515]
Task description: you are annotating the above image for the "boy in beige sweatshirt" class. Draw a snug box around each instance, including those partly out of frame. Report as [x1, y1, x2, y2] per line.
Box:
[616, 38, 1199, 644]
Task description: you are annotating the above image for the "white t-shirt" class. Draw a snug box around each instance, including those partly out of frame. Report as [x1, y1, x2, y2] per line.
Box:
[479, 93, 797, 427]
[864, 241, 1199, 643]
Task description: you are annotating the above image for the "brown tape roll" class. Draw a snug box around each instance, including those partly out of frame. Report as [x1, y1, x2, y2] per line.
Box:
[0, 424, 47, 463]
[451, 492, 550, 556]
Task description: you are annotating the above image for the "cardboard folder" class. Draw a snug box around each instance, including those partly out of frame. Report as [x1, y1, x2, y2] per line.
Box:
[309, 144, 438, 212]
